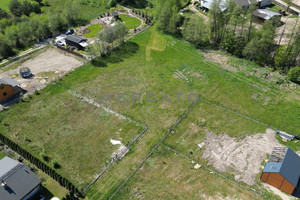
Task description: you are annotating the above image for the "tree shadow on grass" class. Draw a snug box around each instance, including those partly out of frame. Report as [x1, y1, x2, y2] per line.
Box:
[91, 42, 139, 67]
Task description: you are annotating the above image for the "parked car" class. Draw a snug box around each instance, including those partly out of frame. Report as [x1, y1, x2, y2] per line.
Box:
[65, 29, 75, 35]
[19, 67, 32, 78]
[56, 40, 65, 47]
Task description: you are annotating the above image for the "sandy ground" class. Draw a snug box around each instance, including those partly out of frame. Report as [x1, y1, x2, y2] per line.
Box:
[264, 183, 298, 200]
[202, 128, 283, 185]
[0, 48, 84, 94]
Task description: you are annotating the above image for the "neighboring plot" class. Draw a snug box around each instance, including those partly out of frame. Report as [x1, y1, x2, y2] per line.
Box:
[0, 85, 143, 186]
[111, 146, 262, 200]
[119, 14, 142, 29]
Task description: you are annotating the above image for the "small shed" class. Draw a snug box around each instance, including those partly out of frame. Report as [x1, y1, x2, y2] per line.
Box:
[253, 9, 281, 22]
[65, 35, 88, 50]
[0, 77, 20, 103]
[261, 147, 300, 194]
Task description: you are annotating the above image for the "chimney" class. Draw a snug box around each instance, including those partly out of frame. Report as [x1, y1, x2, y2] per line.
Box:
[1, 180, 7, 187]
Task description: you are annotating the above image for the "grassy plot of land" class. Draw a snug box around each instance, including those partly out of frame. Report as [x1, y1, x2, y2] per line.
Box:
[0, 85, 143, 187]
[44, 0, 107, 22]
[119, 14, 142, 29]
[0, 150, 6, 159]
[112, 146, 262, 200]
[36, 170, 69, 199]
[0, 0, 10, 11]
[54, 27, 300, 199]
[83, 24, 103, 38]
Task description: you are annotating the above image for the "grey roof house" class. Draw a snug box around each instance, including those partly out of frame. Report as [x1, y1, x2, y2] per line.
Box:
[65, 35, 88, 50]
[261, 147, 300, 194]
[0, 156, 41, 200]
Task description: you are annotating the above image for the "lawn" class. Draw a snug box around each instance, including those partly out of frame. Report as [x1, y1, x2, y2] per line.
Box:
[0, 150, 6, 159]
[0, 85, 143, 188]
[119, 14, 142, 29]
[83, 24, 103, 38]
[0, 0, 10, 11]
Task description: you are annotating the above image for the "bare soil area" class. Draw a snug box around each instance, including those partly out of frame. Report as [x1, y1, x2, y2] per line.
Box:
[202, 128, 283, 185]
[0, 48, 84, 94]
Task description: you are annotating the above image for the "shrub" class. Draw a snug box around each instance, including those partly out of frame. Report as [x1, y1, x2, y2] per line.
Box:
[40, 150, 49, 162]
[288, 67, 300, 84]
[34, 90, 40, 95]
[52, 159, 60, 169]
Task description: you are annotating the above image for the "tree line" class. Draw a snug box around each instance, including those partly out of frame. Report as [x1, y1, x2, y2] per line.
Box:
[0, 133, 84, 198]
[155, 0, 300, 84]
[0, 0, 88, 60]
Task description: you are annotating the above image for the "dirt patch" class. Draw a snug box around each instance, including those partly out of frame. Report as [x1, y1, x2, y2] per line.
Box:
[0, 48, 84, 94]
[202, 128, 283, 185]
[202, 51, 238, 72]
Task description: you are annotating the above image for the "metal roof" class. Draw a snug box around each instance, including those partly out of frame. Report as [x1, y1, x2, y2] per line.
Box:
[65, 35, 86, 44]
[253, 9, 281, 20]
[201, 0, 228, 11]
[0, 157, 41, 200]
[0, 77, 20, 87]
[0, 157, 19, 178]
[263, 148, 300, 187]
[234, 0, 261, 6]
[280, 148, 300, 187]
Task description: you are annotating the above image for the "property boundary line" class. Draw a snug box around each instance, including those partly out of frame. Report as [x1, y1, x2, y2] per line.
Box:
[161, 144, 263, 198]
[108, 102, 197, 200]
[55, 85, 149, 193]
[167, 44, 300, 97]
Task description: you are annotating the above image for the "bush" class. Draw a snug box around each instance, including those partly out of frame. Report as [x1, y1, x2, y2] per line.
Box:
[52, 159, 60, 169]
[288, 67, 300, 84]
[40, 150, 49, 161]
[34, 90, 40, 95]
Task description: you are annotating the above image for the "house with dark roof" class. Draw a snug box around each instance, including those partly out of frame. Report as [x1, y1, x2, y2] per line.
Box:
[0, 156, 41, 200]
[261, 147, 300, 194]
[65, 35, 88, 50]
[0, 77, 21, 103]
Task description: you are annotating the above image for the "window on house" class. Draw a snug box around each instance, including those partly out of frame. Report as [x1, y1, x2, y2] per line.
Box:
[3, 92, 7, 96]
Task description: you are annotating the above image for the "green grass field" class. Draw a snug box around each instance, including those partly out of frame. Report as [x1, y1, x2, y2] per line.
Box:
[0, 85, 143, 187]
[55, 27, 298, 199]
[113, 146, 262, 200]
[1, 26, 299, 199]
[0, 0, 10, 11]
[83, 24, 103, 38]
[119, 14, 142, 29]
